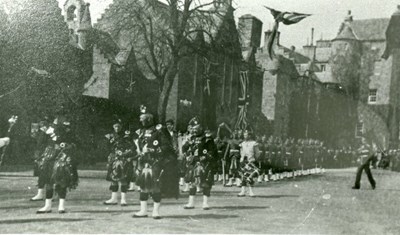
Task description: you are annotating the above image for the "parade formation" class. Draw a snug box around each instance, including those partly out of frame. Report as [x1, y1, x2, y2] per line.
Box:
[17, 105, 378, 220]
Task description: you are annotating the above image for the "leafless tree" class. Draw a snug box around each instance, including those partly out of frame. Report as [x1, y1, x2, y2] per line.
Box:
[100, 0, 229, 122]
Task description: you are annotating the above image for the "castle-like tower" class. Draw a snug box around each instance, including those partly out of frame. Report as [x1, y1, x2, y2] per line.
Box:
[330, 11, 361, 100]
[63, 0, 92, 50]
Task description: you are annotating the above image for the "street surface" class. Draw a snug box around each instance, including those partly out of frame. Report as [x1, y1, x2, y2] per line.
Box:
[1, 166, 400, 234]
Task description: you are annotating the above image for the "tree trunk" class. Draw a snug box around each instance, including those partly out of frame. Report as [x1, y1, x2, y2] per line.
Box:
[157, 60, 178, 123]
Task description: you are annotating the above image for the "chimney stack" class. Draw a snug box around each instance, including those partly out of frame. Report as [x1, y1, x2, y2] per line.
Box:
[239, 14, 263, 49]
[311, 28, 314, 46]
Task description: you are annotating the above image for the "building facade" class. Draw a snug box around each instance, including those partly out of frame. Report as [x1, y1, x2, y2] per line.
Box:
[256, 7, 400, 148]
[61, 0, 264, 133]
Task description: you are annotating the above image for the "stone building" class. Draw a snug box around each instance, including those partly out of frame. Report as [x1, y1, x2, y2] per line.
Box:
[61, 0, 264, 132]
[256, 28, 348, 146]
[257, 7, 400, 148]
[328, 9, 400, 148]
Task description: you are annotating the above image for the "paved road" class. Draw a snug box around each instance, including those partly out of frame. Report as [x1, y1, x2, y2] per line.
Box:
[1, 167, 400, 234]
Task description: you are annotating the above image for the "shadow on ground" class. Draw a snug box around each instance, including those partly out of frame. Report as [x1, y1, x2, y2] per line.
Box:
[251, 194, 299, 199]
[164, 214, 239, 219]
[212, 205, 270, 210]
[72, 210, 132, 214]
[0, 218, 92, 224]
[0, 205, 39, 210]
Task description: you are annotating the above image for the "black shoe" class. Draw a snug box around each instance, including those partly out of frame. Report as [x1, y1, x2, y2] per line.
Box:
[183, 206, 194, 209]
[30, 198, 44, 202]
[153, 215, 162, 220]
[36, 210, 52, 214]
[132, 214, 148, 218]
[372, 184, 376, 190]
[352, 186, 360, 190]
[121, 203, 128, 207]
[58, 210, 66, 214]
[103, 201, 118, 205]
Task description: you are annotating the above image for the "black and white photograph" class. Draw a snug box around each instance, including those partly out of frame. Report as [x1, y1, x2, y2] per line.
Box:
[1, 0, 400, 234]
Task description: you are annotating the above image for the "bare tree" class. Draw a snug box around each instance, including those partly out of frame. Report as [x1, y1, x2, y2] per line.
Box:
[98, 0, 229, 122]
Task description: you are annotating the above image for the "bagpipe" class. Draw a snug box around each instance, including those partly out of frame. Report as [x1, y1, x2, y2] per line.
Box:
[0, 115, 18, 166]
[240, 161, 260, 184]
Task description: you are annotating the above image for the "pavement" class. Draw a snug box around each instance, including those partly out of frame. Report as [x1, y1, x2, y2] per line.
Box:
[1, 167, 400, 234]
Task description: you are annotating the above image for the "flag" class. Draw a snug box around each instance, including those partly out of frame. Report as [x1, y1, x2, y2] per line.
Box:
[235, 71, 250, 130]
[264, 6, 311, 59]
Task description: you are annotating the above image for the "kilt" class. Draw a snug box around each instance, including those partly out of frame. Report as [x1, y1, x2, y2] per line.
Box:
[239, 161, 259, 185]
[52, 151, 79, 189]
[136, 160, 162, 194]
[136, 152, 179, 199]
[106, 153, 133, 183]
[228, 153, 240, 176]
[185, 161, 214, 189]
[37, 145, 58, 185]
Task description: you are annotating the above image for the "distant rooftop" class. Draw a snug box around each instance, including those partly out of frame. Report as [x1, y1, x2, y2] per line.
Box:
[350, 18, 390, 41]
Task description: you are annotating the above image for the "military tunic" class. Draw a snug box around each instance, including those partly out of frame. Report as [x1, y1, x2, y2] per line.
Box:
[136, 124, 179, 198]
[182, 134, 218, 189]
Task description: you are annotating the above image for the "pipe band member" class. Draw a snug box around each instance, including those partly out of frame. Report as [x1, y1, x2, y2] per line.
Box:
[183, 117, 218, 210]
[237, 129, 260, 197]
[104, 119, 136, 206]
[37, 120, 78, 214]
[133, 106, 179, 219]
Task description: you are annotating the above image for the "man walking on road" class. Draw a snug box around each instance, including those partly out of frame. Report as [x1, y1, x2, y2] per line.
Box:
[352, 137, 377, 190]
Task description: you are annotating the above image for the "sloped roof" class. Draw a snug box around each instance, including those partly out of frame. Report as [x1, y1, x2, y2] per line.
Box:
[115, 48, 131, 66]
[280, 46, 310, 64]
[242, 49, 252, 62]
[314, 71, 339, 84]
[335, 18, 390, 42]
[78, 3, 91, 31]
[350, 18, 390, 41]
[90, 28, 119, 64]
[334, 23, 357, 41]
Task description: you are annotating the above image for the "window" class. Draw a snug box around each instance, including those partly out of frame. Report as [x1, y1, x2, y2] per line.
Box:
[368, 89, 377, 103]
[320, 64, 326, 71]
[355, 121, 364, 138]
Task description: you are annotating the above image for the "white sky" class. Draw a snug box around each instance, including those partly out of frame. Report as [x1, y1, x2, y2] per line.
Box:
[233, 0, 400, 49]
[57, 0, 400, 49]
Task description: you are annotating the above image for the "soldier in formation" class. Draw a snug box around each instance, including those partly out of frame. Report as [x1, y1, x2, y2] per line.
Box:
[104, 119, 135, 206]
[36, 119, 78, 214]
[182, 117, 218, 210]
[237, 130, 260, 197]
[133, 106, 179, 219]
[30, 117, 51, 201]
[225, 129, 243, 187]
[22, 109, 380, 216]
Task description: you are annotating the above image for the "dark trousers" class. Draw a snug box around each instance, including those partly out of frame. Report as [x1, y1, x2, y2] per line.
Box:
[45, 184, 67, 199]
[354, 163, 376, 188]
